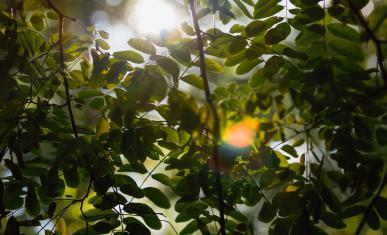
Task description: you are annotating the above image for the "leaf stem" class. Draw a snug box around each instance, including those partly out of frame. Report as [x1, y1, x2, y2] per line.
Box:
[354, 174, 387, 235]
[346, 0, 387, 87]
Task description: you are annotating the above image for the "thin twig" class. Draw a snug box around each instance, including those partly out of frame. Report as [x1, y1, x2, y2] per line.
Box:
[354, 174, 387, 235]
[346, 0, 387, 86]
[189, 1, 226, 234]
[46, 0, 78, 138]
[45, 0, 76, 21]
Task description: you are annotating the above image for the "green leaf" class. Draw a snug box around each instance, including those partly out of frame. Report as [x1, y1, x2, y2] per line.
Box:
[281, 145, 298, 158]
[229, 37, 248, 54]
[78, 90, 104, 99]
[99, 30, 109, 39]
[327, 23, 362, 42]
[195, 59, 224, 73]
[113, 51, 144, 63]
[258, 202, 276, 223]
[84, 209, 118, 222]
[262, 56, 284, 78]
[225, 51, 246, 67]
[123, 203, 162, 230]
[245, 20, 267, 37]
[265, 23, 291, 45]
[63, 166, 79, 188]
[153, 55, 180, 80]
[321, 212, 346, 229]
[233, 0, 253, 18]
[30, 13, 44, 31]
[181, 74, 204, 90]
[339, 206, 365, 219]
[366, 209, 380, 230]
[25, 185, 40, 216]
[249, 70, 266, 88]
[181, 22, 196, 36]
[292, 139, 305, 147]
[124, 217, 151, 235]
[283, 48, 308, 60]
[46, 11, 58, 20]
[4, 182, 23, 210]
[47, 202, 57, 218]
[143, 187, 171, 209]
[89, 97, 105, 110]
[5, 217, 19, 235]
[368, 6, 387, 35]
[375, 128, 387, 145]
[254, 0, 283, 19]
[92, 220, 120, 233]
[120, 182, 144, 199]
[151, 173, 172, 187]
[170, 47, 191, 64]
[230, 24, 246, 33]
[236, 59, 263, 75]
[73, 227, 99, 235]
[96, 39, 110, 50]
[128, 38, 156, 55]
[174, 174, 200, 197]
[180, 220, 199, 235]
[272, 192, 303, 216]
[374, 197, 387, 219]
[328, 39, 364, 61]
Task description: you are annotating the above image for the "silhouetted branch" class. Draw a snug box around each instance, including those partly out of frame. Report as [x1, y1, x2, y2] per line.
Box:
[45, 0, 78, 139]
[189, 1, 226, 234]
[354, 174, 387, 235]
[346, 0, 387, 87]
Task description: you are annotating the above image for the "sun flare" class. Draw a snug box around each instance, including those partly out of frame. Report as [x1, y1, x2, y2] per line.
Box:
[133, 0, 178, 34]
[223, 118, 259, 148]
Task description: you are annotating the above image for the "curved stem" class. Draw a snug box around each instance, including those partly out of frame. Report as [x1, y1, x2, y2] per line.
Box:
[354, 174, 387, 235]
[346, 0, 387, 87]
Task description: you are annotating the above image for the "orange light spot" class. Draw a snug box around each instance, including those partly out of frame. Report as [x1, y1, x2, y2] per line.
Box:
[223, 118, 259, 148]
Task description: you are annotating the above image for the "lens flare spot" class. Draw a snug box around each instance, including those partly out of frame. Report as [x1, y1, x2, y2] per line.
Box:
[133, 0, 178, 34]
[223, 118, 259, 148]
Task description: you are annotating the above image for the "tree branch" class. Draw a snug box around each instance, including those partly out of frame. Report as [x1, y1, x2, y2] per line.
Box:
[189, 1, 226, 234]
[346, 0, 387, 87]
[46, 0, 78, 138]
[354, 174, 387, 235]
[45, 0, 76, 21]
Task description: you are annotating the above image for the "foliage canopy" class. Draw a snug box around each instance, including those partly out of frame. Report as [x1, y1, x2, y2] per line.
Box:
[0, 0, 386, 234]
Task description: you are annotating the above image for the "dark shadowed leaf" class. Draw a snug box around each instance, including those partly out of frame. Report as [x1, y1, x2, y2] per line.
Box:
[5, 217, 19, 235]
[265, 23, 291, 45]
[258, 202, 277, 223]
[25, 185, 40, 216]
[123, 203, 162, 230]
[143, 187, 171, 209]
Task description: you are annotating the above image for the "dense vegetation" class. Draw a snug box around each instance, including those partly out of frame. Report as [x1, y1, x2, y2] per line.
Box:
[0, 0, 386, 234]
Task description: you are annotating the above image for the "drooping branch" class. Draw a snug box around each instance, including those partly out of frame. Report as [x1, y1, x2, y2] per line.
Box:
[354, 174, 387, 235]
[46, 0, 78, 138]
[189, 1, 226, 234]
[45, 0, 76, 21]
[346, 0, 387, 87]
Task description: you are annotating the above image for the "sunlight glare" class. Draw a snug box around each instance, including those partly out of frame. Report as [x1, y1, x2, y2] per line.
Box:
[133, 0, 178, 34]
[223, 118, 259, 148]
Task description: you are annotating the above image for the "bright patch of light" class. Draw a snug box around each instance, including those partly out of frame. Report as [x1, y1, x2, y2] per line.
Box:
[132, 0, 178, 34]
[223, 118, 259, 148]
[106, 0, 122, 6]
